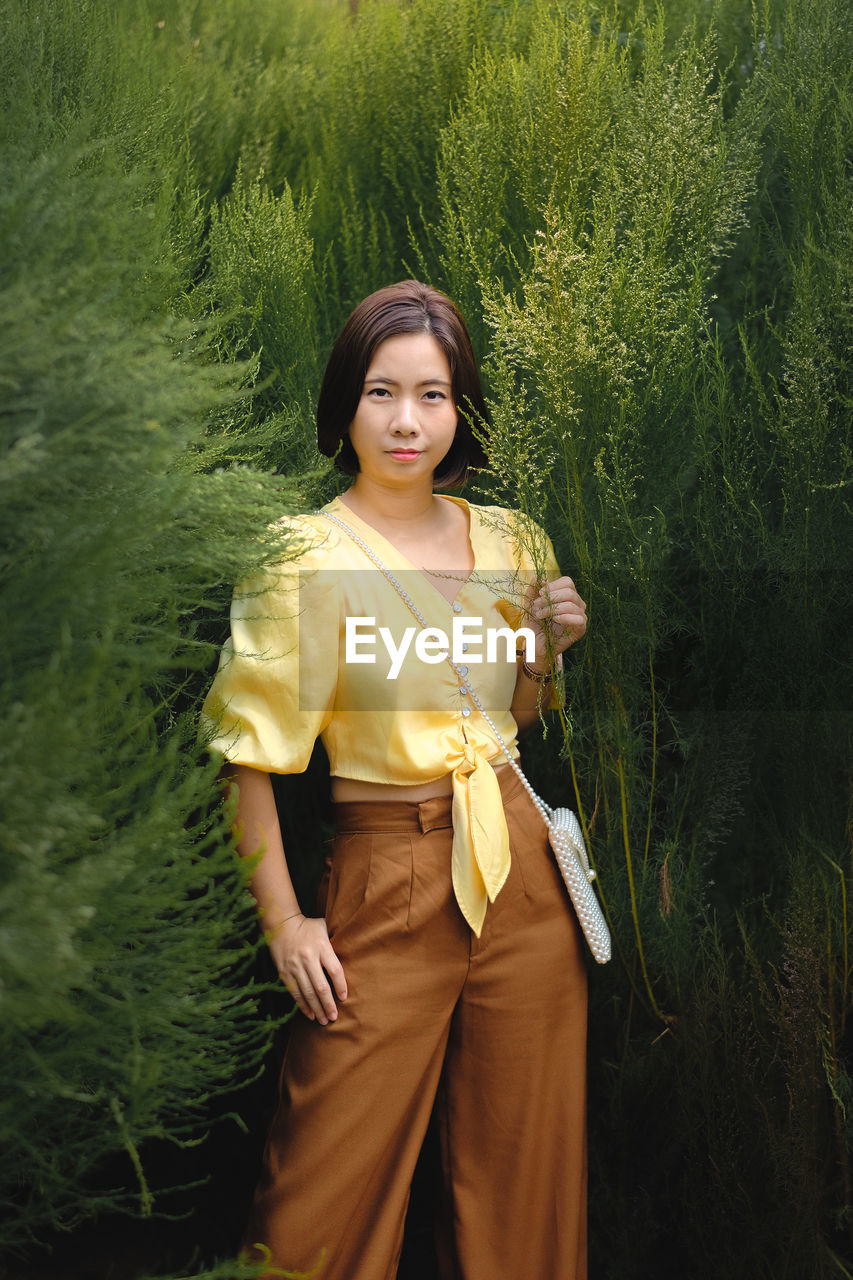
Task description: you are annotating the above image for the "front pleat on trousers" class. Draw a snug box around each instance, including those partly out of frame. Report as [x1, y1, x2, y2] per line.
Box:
[243, 768, 588, 1280]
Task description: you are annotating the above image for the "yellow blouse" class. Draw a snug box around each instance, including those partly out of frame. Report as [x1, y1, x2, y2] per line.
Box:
[201, 494, 561, 935]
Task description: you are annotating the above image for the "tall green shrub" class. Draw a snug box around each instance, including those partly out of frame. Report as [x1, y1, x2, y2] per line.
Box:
[0, 0, 299, 1258]
[201, 169, 322, 475]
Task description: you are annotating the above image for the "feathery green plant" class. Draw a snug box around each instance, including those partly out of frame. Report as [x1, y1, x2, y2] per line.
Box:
[0, 0, 303, 1258]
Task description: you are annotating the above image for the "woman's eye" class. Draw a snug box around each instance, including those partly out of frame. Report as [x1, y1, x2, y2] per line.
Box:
[366, 387, 390, 398]
[424, 390, 446, 401]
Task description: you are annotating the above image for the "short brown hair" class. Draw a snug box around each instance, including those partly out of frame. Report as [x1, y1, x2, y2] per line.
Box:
[316, 280, 490, 488]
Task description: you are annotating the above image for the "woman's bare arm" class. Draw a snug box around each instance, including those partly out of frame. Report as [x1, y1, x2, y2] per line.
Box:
[225, 763, 347, 1025]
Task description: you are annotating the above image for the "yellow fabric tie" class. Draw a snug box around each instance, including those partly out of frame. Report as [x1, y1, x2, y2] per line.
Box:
[450, 747, 511, 936]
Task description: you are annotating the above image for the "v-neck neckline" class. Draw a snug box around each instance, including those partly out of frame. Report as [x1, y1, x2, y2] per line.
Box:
[324, 493, 476, 609]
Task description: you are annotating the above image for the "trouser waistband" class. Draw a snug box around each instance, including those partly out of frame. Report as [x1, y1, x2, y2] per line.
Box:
[331, 762, 525, 835]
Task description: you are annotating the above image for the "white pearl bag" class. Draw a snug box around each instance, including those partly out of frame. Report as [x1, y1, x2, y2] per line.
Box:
[542, 805, 611, 964]
[323, 512, 612, 965]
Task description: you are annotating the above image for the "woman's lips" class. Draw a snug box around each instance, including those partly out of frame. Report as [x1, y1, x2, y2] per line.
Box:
[387, 449, 422, 460]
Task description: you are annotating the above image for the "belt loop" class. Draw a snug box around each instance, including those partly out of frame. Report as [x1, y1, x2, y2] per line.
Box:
[417, 794, 453, 834]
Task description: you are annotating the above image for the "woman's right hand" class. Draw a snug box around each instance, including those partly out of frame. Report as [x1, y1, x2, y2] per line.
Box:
[267, 913, 348, 1026]
[222, 765, 347, 1025]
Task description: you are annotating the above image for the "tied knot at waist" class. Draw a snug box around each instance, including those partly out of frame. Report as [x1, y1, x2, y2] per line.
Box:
[451, 752, 521, 937]
[331, 764, 524, 937]
[416, 760, 523, 838]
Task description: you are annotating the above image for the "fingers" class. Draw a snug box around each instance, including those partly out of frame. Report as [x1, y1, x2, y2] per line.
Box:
[272, 916, 348, 1027]
[530, 575, 580, 614]
[529, 575, 588, 650]
[288, 959, 337, 1025]
[325, 948, 349, 1004]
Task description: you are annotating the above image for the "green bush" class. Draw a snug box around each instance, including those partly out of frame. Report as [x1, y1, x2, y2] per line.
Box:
[0, 0, 299, 1257]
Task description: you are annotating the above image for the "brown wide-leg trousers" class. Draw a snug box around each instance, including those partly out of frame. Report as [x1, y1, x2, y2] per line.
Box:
[244, 768, 588, 1280]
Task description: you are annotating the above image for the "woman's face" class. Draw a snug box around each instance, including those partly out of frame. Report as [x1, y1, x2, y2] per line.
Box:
[347, 332, 459, 486]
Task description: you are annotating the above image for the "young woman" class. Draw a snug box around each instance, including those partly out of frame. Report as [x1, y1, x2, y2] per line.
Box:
[202, 281, 589, 1279]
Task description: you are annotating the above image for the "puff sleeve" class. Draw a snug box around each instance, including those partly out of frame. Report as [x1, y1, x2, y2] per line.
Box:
[200, 542, 339, 775]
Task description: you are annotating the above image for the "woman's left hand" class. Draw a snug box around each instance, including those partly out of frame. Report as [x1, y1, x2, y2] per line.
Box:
[527, 575, 587, 658]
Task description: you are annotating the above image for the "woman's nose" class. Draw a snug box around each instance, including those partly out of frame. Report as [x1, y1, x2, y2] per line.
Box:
[391, 397, 418, 434]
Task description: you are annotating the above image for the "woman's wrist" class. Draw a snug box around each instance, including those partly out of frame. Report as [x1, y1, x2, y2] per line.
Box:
[259, 903, 304, 939]
[518, 649, 564, 683]
[520, 657, 552, 684]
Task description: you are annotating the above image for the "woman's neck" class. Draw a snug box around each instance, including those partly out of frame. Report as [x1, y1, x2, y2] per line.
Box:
[338, 476, 442, 533]
[335, 475, 472, 581]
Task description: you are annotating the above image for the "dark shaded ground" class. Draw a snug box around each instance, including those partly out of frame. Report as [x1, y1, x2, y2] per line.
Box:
[6, 1119, 441, 1280]
[4, 1098, 442, 1280]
